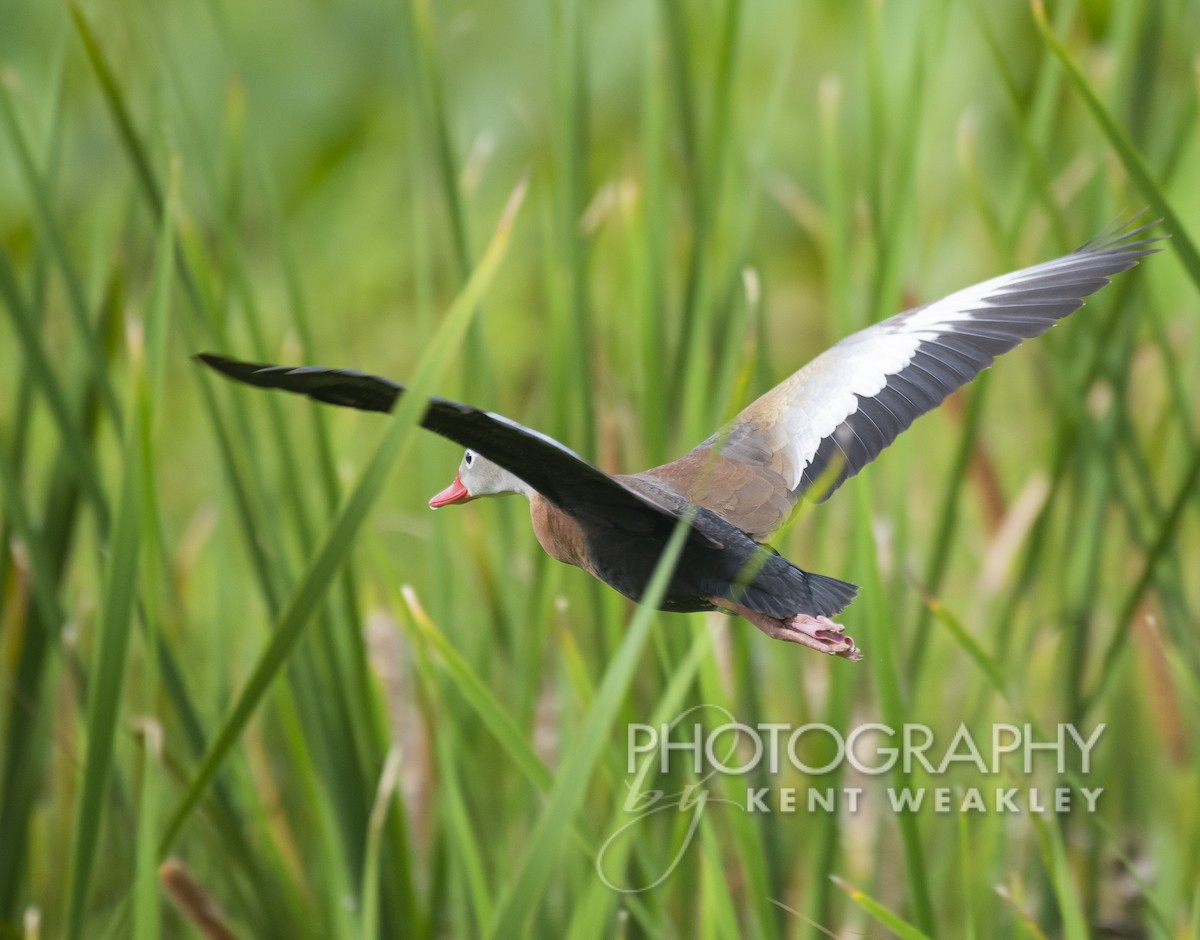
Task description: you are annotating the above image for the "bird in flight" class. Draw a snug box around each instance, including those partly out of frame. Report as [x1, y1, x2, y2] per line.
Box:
[199, 218, 1159, 661]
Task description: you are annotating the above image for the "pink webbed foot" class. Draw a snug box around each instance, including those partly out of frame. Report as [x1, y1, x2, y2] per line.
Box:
[714, 600, 863, 661]
[776, 613, 862, 661]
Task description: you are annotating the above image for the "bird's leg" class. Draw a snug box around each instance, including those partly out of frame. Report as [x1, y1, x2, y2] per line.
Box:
[713, 599, 863, 661]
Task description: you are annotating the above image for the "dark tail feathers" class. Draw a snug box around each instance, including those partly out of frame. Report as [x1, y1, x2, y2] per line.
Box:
[703, 560, 859, 620]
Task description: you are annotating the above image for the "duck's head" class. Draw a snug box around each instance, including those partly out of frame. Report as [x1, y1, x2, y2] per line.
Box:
[428, 450, 531, 507]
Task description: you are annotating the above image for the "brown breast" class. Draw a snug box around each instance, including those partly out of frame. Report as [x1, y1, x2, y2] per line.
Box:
[529, 493, 593, 573]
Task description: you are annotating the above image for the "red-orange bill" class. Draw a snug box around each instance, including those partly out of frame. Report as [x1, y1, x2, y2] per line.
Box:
[429, 473, 472, 508]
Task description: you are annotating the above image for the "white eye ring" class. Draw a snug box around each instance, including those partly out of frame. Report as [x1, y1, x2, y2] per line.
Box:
[465, 451, 474, 467]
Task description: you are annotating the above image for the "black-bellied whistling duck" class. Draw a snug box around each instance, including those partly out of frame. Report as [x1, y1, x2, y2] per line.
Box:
[199, 219, 1160, 660]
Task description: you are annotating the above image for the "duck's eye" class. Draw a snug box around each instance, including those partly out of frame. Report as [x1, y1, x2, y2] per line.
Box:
[465, 452, 474, 467]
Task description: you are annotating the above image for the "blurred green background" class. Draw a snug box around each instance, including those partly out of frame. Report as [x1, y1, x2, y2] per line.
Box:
[2, 0, 1198, 937]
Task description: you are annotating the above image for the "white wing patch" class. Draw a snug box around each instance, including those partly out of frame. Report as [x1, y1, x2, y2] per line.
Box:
[484, 410, 587, 461]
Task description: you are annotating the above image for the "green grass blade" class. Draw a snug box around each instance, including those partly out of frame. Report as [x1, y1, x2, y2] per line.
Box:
[925, 595, 1010, 698]
[359, 745, 402, 940]
[485, 510, 696, 939]
[1030, 0, 1200, 717]
[1031, 814, 1089, 940]
[68, 4, 162, 217]
[1085, 443, 1200, 714]
[565, 632, 711, 939]
[830, 876, 934, 940]
[1032, 0, 1200, 283]
[158, 178, 526, 855]
[64, 162, 177, 940]
[398, 585, 552, 793]
[130, 164, 180, 940]
[0, 247, 109, 528]
[0, 72, 121, 425]
[852, 484, 935, 933]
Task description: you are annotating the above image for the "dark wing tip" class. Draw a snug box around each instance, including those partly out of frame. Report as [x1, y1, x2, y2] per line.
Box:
[194, 351, 297, 391]
[195, 352, 402, 412]
[1079, 212, 1168, 259]
[194, 352, 267, 380]
[194, 351, 230, 369]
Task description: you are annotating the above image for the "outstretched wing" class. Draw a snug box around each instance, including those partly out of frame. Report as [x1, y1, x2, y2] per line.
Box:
[644, 218, 1162, 541]
[196, 353, 716, 540]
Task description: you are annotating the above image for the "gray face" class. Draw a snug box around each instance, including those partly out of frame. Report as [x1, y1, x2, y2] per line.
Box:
[428, 450, 531, 507]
